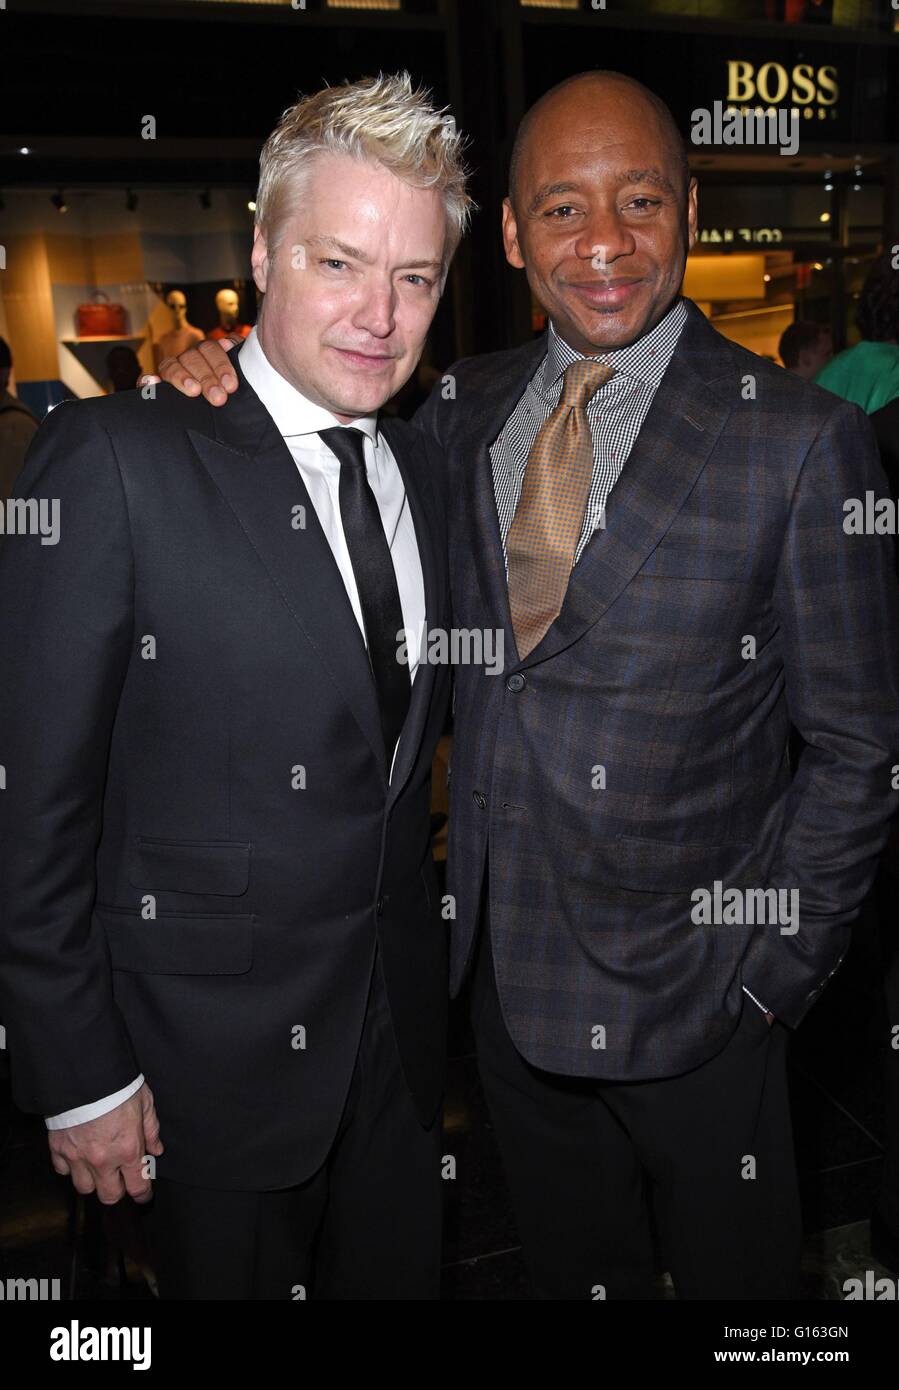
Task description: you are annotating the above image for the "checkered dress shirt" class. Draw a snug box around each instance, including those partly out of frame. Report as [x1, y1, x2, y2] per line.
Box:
[491, 296, 689, 572]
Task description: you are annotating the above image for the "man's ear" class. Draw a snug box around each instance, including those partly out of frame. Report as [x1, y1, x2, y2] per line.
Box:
[251, 224, 270, 294]
[686, 178, 699, 252]
[502, 197, 525, 270]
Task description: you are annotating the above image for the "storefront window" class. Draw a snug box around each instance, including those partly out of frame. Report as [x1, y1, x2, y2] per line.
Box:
[685, 174, 885, 361]
[0, 187, 255, 418]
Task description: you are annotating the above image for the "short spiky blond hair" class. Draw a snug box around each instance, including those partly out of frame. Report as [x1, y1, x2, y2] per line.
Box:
[255, 72, 472, 273]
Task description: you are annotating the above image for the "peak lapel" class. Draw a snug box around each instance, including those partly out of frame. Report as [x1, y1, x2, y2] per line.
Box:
[186, 344, 386, 776]
[520, 308, 734, 667]
[378, 416, 442, 808]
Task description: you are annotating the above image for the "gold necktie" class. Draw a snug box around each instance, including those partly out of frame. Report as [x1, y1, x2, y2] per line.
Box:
[507, 358, 615, 659]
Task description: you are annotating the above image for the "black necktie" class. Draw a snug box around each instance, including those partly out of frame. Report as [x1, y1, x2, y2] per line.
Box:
[318, 426, 410, 765]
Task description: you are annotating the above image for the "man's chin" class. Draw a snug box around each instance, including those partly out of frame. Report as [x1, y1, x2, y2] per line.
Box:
[312, 376, 391, 419]
[560, 302, 651, 352]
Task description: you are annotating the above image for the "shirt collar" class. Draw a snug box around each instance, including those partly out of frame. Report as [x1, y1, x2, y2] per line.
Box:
[541, 295, 688, 398]
[238, 326, 379, 446]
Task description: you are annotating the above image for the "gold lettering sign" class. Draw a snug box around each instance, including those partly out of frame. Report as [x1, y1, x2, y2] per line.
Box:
[726, 60, 838, 119]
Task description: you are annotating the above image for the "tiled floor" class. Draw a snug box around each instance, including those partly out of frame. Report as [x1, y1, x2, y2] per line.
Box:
[1, 888, 895, 1301]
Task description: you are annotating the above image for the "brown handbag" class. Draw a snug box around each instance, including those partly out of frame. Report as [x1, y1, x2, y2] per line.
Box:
[76, 292, 128, 338]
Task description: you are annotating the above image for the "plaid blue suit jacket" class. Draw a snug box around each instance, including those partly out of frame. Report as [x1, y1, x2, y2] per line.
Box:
[417, 297, 899, 1081]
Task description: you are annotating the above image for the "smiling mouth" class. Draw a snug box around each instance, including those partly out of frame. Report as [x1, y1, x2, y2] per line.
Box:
[566, 279, 644, 308]
[331, 347, 396, 370]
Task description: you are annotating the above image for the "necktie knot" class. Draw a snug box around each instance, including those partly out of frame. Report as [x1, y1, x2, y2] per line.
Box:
[318, 425, 367, 471]
[559, 358, 615, 412]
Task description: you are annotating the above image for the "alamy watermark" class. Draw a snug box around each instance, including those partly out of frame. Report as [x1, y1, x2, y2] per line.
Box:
[691, 881, 798, 934]
[0, 497, 60, 545]
[0, 1276, 61, 1299]
[691, 102, 799, 157]
[397, 624, 504, 675]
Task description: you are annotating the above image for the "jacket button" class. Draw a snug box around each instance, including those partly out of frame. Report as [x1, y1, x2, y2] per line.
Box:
[473, 791, 487, 810]
[506, 673, 526, 693]
[376, 896, 385, 916]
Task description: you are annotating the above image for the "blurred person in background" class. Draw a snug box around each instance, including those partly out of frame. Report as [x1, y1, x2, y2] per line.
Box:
[778, 320, 832, 382]
[816, 253, 899, 412]
[106, 346, 144, 394]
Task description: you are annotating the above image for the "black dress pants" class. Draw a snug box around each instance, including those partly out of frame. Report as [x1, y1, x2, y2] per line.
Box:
[471, 914, 801, 1301]
[144, 946, 443, 1299]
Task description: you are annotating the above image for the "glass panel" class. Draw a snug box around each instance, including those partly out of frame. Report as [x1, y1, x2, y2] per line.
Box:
[696, 184, 837, 244]
[0, 187, 256, 417]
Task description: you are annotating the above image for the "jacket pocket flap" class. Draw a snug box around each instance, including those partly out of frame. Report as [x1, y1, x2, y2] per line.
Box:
[614, 836, 760, 893]
[127, 838, 250, 896]
[96, 908, 253, 975]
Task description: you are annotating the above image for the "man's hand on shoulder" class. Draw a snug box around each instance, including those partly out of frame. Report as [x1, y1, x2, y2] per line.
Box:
[139, 337, 242, 405]
[47, 1082, 164, 1205]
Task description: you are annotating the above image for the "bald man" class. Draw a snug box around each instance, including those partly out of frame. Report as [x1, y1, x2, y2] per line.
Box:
[154, 71, 899, 1302]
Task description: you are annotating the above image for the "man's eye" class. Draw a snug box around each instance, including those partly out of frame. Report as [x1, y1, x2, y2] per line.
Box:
[625, 198, 661, 212]
[403, 274, 430, 287]
[322, 258, 347, 270]
[546, 205, 578, 219]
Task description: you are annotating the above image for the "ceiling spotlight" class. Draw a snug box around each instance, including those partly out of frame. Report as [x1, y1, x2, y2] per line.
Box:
[247, 199, 257, 213]
[813, 262, 824, 271]
[824, 182, 833, 192]
[763, 273, 771, 283]
[18, 146, 30, 156]
[199, 189, 211, 210]
[819, 211, 831, 223]
[853, 184, 861, 192]
[51, 190, 68, 214]
[126, 188, 138, 212]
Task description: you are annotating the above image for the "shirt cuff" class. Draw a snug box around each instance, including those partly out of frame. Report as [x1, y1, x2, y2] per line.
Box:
[45, 1074, 145, 1130]
[742, 984, 770, 1017]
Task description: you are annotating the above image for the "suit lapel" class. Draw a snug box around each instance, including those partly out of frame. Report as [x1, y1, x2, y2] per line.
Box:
[461, 336, 547, 666]
[379, 415, 441, 807]
[470, 303, 735, 669]
[186, 343, 386, 776]
[521, 327, 733, 666]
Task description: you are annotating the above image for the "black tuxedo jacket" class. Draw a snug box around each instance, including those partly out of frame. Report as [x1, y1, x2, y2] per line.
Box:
[0, 344, 450, 1188]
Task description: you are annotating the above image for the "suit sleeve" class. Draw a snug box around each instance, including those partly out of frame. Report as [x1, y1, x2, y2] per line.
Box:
[0, 401, 141, 1115]
[741, 399, 899, 1026]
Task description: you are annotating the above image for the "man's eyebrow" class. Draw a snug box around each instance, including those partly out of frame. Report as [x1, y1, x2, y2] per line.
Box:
[527, 168, 678, 215]
[305, 234, 442, 271]
[527, 182, 580, 215]
[306, 234, 373, 263]
[616, 168, 677, 197]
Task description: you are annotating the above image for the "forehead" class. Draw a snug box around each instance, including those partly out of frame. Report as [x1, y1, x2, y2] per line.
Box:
[294, 154, 446, 243]
[519, 86, 675, 185]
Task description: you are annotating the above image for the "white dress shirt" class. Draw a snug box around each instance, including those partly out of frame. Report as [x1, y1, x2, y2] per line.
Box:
[46, 327, 426, 1130]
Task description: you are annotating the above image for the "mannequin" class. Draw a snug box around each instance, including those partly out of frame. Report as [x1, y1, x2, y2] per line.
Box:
[208, 287, 251, 342]
[153, 290, 204, 369]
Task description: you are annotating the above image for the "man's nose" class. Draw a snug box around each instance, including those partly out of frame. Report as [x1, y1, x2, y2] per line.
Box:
[573, 210, 635, 266]
[353, 283, 396, 339]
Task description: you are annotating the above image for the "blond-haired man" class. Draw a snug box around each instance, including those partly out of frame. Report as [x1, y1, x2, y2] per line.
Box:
[0, 74, 470, 1299]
